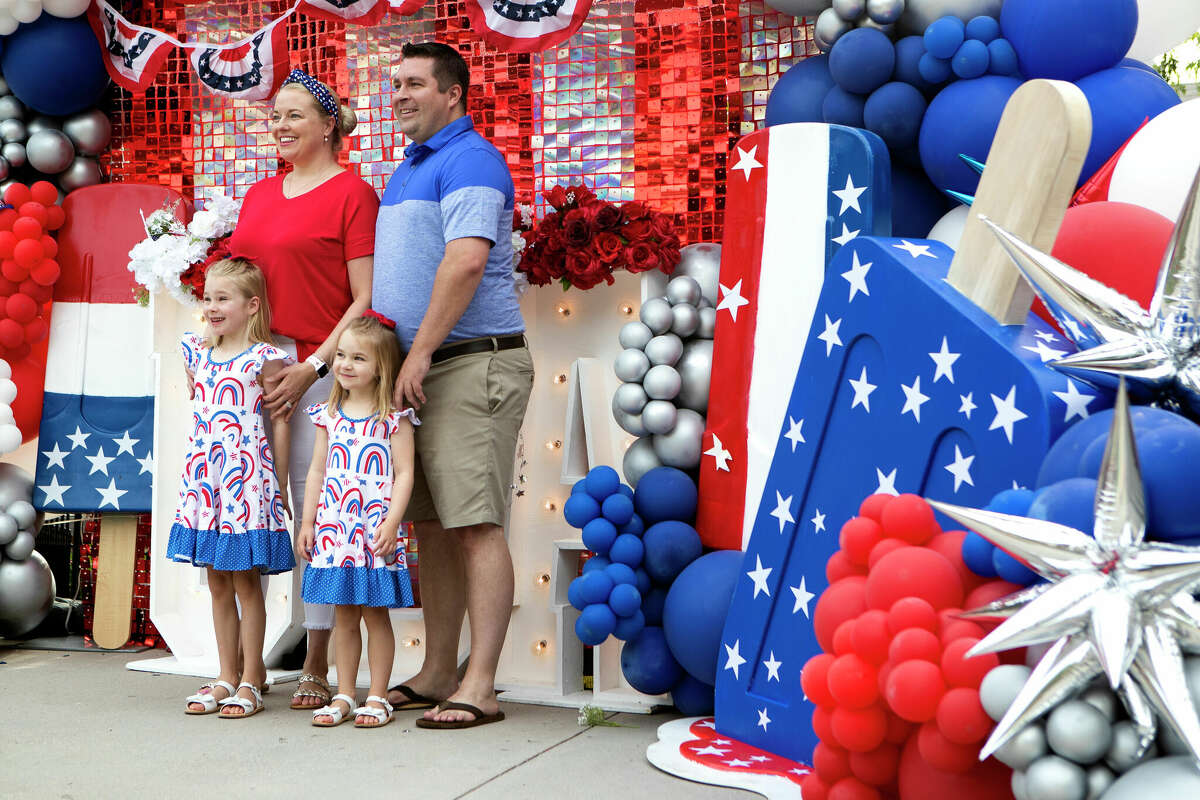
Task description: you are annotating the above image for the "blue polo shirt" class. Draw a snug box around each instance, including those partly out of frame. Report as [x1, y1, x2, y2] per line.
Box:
[373, 116, 524, 352]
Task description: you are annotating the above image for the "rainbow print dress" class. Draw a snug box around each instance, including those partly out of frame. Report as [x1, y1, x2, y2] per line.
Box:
[300, 403, 418, 607]
[165, 334, 295, 574]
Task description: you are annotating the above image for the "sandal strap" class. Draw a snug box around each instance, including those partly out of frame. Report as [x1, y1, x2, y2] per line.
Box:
[187, 680, 236, 711]
[297, 672, 331, 691]
[313, 694, 356, 721]
[354, 696, 392, 722]
[219, 682, 262, 712]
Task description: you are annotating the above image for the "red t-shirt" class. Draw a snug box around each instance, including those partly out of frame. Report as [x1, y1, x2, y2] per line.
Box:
[228, 170, 379, 360]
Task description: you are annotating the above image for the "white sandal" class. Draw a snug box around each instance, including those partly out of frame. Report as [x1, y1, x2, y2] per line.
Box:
[185, 680, 236, 715]
[312, 693, 356, 727]
[354, 695, 394, 728]
[218, 682, 264, 719]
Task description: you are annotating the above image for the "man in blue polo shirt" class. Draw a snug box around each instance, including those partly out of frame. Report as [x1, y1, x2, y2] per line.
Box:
[373, 41, 532, 729]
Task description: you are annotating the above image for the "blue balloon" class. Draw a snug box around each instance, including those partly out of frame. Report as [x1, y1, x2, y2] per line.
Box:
[1073, 408, 1195, 481]
[641, 520, 703, 584]
[1028, 478, 1098, 534]
[642, 586, 668, 625]
[634, 567, 652, 595]
[864, 82, 927, 150]
[576, 604, 617, 646]
[613, 609, 646, 641]
[633, 467, 698, 524]
[585, 465, 621, 500]
[663, 550, 741, 685]
[766, 54, 835, 126]
[601, 493, 635, 527]
[829, 28, 896, 95]
[582, 518, 618, 555]
[965, 15, 1000, 44]
[891, 163, 952, 238]
[986, 38, 1020, 76]
[567, 576, 589, 611]
[617, 484, 634, 499]
[918, 53, 953, 85]
[822, 86, 867, 128]
[952, 39, 990, 79]
[620, 626, 683, 695]
[618, 513, 645, 537]
[564, 493, 601, 528]
[1, 16, 109, 116]
[577, 570, 615, 605]
[919, 76, 1022, 195]
[672, 672, 716, 714]
[1000, 0, 1137, 82]
[893, 36, 940, 94]
[605, 562, 637, 587]
[993, 548, 1040, 585]
[1033, 408, 1187, 488]
[609, 583, 643, 617]
[985, 488, 1037, 516]
[1118, 57, 1157, 74]
[609, 533, 645, 567]
[582, 555, 611, 574]
[1139, 425, 1200, 541]
[571, 479, 588, 495]
[962, 532, 999, 577]
[1075, 65, 1181, 185]
[924, 16, 965, 60]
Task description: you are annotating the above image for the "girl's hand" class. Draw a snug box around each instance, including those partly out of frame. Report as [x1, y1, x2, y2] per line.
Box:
[297, 525, 315, 562]
[263, 362, 318, 421]
[372, 523, 398, 559]
[280, 493, 292, 519]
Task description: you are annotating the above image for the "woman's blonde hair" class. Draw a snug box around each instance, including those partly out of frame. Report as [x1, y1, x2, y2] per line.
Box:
[203, 258, 273, 347]
[280, 76, 358, 150]
[325, 316, 402, 423]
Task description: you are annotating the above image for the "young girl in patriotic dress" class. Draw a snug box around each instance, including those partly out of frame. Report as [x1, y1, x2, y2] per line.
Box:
[298, 313, 418, 729]
[167, 258, 295, 719]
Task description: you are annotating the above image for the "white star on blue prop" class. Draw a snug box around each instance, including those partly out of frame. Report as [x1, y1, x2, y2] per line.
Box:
[756, 708, 772, 732]
[929, 336, 960, 383]
[41, 443, 68, 470]
[37, 474, 70, 507]
[763, 651, 782, 682]
[112, 430, 140, 456]
[1052, 378, 1096, 423]
[893, 239, 935, 259]
[769, 491, 795, 534]
[832, 174, 867, 215]
[811, 509, 826, 533]
[944, 445, 975, 492]
[717, 279, 750, 321]
[1034, 330, 1059, 343]
[989, 386, 1028, 444]
[1022, 339, 1069, 363]
[841, 252, 872, 302]
[66, 426, 90, 450]
[86, 446, 115, 477]
[747, 556, 773, 598]
[137, 451, 155, 476]
[732, 145, 763, 180]
[783, 417, 806, 451]
[96, 478, 127, 510]
[848, 366, 877, 411]
[959, 392, 977, 419]
[900, 375, 930, 422]
[791, 577, 815, 617]
[875, 467, 899, 495]
[817, 315, 843, 356]
[724, 640, 747, 679]
[832, 223, 859, 246]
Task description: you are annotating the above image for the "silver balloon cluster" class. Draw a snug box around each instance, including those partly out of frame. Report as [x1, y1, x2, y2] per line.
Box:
[0, 462, 53, 638]
[0, 74, 110, 196]
[615, 243, 720, 487]
[816, 0, 907, 49]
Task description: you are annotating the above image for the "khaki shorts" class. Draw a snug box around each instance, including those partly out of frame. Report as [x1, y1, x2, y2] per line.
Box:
[403, 343, 534, 529]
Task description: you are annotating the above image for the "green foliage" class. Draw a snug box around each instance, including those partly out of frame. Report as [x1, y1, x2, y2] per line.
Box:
[1153, 32, 1200, 94]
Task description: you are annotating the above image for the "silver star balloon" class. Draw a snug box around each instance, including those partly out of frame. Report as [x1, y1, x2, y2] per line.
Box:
[929, 381, 1200, 765]
[978, 165, 1200, 416]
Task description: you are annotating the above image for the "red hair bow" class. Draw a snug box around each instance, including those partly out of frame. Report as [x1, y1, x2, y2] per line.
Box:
[362, 309, 396, 330]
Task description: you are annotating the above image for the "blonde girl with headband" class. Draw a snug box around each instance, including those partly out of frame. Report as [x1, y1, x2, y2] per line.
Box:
[228, 68, 381, 710]
[167, 258, 295, 719]
[297, 312, 418, 729]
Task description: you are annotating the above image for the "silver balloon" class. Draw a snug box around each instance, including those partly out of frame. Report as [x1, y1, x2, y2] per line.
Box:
[7, 500, 35, 530]
[898, 0, 1003, 35]
[857, 17, 894, 34]
[652, 408, 704, 469]
[642, 400, 678, 436]
[1024, 755, 1088, 800]
[1, 142, 24, 169]
[670, 304, 700, 338]
[4, 530, 33, 561]
[614, 348, 651, 383]
[1080, 684, 1118, 721]
[763, 1, 835, 18]
[980, 664, 1034, 722]
[57, 157, 104, 193]
[0, 95, 24, 121]
[25, 116, 61, 136]
[1085, 764, 1114, 800]
[0, 76, 9, 96]
[672, 243, 721, 307]
[995, 724, 1048, 771]
[62, 109, 112, 156]
[611, 394, 647, 437]
[618, 320, 654, 351]
[622, 436, 662, 488]
[1108, 720, 1158, 772]
[866, 0, 904, 23]
[1158, 656, 1200, 755]
[0, 118, 26, 144]
[665, 275, 703, 307]
[0, 155, 8, 183]
[644, 333, 683, 367]
[0, 551, 55, 637]
[26, 129, 75, 174]
[614, 381, 649, 415]
[643, 364, 681, 401]
[639, 297, 674, 335]
[815, 7, 853, 50]
[831, 0, 865, 20]
[0, 513, 15, 546]
[1012, 771, 1030, 800]
[1100, 756, 1200, 799]
[697, 307, 717, 340]
[676, 339, 713, 415]
[1046, 700, 1113, 764]
[0, 463, 34, 509]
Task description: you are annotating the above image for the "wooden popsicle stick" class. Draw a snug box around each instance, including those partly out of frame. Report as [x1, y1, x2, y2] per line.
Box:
[947, 79, 1092, 325]
[92, 514, 138, 649]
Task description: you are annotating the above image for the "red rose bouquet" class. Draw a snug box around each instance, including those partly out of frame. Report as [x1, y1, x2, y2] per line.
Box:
[514, 184, 682, 291]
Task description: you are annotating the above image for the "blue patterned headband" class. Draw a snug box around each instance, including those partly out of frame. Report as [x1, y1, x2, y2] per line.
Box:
[281, 69, 338, 118]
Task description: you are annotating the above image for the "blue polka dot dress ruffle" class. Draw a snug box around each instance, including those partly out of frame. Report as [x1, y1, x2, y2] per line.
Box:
[301, 403, 418, 607]
[165, 334, 296, 575]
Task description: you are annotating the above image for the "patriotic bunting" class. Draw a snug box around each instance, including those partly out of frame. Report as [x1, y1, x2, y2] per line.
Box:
[188, 15, 291, 103]
[87, 1, 176, 93]
[298, 0, 391, 25]
[463, 0, 597, 53]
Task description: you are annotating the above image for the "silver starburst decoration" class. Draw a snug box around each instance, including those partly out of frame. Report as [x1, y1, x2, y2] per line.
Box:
[929, 381, 1200, 764]
[979, 166, 1200, 416]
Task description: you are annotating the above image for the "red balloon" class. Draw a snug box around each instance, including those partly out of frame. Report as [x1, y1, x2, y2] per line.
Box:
[29, 181, 58, 207]
[888, 597, 938, 635]
[11, 216, 42, 241]
[885, 660, 945, 723]
[828, 776, 882, 800]
[0, 275, 20, 295]
[2, 341, 30, 362]
[814, 742, 853, 783]
[813, 705, 837, 743]
[964, 580, 1024, 611]
[849, 742, 901, 787]
[829, 654, 881, 709]
[3, 183, 31, 208]
[866, 547, 964, 611]
[940, 620, 986, 647]
[39, 235, 57, 260]
[831, 704, 889, 752]
[23, 316, 47, 345]
[5, 293, 37, 324]
[0, 231, 15, 259]
[803, 773, 832, 800]
[833, 620, 858, 656]
[20, 279, 52, 304]
[44, 205, 65, 231]
[940, 638, 999, 689]
[18, 202, 46, 228]
[897, 738, 1015, 800]
[30, 258, 60, 287]
[880, 494, 939, 545]
[916, 721, 978, 773]
[859, 493, 893, 522]
[814, 576, 868, 652]
[841, 516, 884, 566]
[936, 688, 993, 745]
[885, 713, 916, 745]
[868, 538, 907, 569]
[889, 628, 942, 664]
[0, 318, 22, 348]
[804, 653, 838, 707]
[927, 531, 985, 593]
[0, 208, 17, 232]
[851, 610, 892, 666]
[828, 550, 869, 582]
[10, 346, 46, 442]
[12, 238, 44, 269]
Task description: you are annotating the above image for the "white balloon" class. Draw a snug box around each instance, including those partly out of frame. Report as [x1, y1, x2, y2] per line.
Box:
[42, 0, 90, 17]
[927, 204, 970, 251]
[0, 12, 17, 36]
[765, 0, 834, 17]
[0, 378, 14, 404]
[0, 404, 13, 425]
[11, 0, 41, 24]
[0, 359, 10, 380]
[1109, 99, 1200, 224]
[0, 0, 16, 11]
[1127, 0, 1200, 63]
[0, 424, 19, 454]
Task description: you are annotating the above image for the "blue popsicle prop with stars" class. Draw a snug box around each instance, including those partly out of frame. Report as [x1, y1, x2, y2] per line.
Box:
[713, 80, 1107, 761]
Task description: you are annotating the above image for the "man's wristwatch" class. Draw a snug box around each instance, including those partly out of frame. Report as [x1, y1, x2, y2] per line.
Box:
[305, 354, 329, 378]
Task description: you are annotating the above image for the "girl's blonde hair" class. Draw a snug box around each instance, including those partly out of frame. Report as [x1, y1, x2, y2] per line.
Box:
[203, 258, 273, 347]
[325, 316, 402, 423]
[279, 76, 358, 151]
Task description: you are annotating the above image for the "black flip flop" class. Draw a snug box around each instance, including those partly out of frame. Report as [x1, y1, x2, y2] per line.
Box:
[415, 701, 505, 729]
[389, 683, 438, 711]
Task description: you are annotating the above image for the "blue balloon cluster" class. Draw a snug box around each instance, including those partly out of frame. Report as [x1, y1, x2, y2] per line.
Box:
[917, 15, 1020, 85]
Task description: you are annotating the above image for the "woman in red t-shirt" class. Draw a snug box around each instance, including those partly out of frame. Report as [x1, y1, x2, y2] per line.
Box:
[228, 69, 379, 711]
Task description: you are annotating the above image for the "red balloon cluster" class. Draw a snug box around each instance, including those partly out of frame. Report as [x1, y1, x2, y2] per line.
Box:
[0, 182, 64, 363]
[799, 493, 1022, 800]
